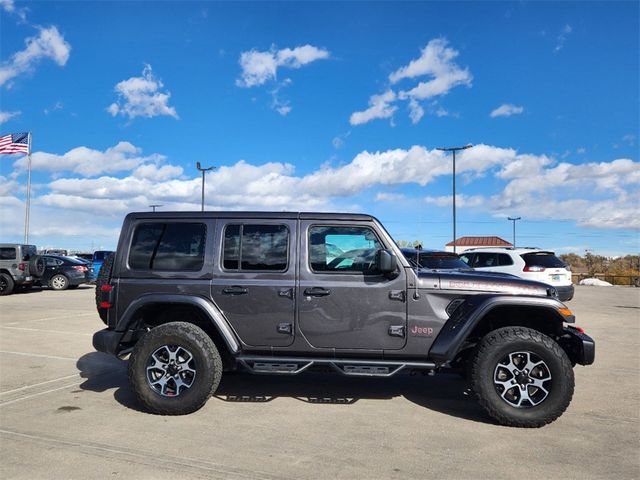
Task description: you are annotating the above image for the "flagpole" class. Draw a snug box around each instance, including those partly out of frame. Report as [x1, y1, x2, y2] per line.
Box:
[24, 132, 32, 244]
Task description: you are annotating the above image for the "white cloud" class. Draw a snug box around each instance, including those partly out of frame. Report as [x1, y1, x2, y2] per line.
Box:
[375, 192, 406, 202]
[0, 0, 27, 21]
[350, 90, 397, 126]
[351, 38, 471, 126]
[490, 103, 524, 118]
[332, 131, 351, 149]
[424, 194, 485, 208]
[107, 64, 178, 120]
[236, 45, 330, 88]
[4, 143, 638, 246]
[0, 26, 71, 87]
[576, 147, 586, 154]
[622, 134, 636, 146]
[554, 24, 572, 52]
[408, 99, 425, 124]
[0, 110, 21, 124]
[12, 141, 167, 177]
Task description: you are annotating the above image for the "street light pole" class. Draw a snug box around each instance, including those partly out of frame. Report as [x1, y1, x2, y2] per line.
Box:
[196, 162, 216, 212]
[508, 216, 521, 248]
[436, 144, 473, 253]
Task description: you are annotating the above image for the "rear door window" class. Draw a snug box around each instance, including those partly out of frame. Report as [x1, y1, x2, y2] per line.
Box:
[222, 224, 289, 271]
[129, 223, 206, 271]
[0, 248, 16, 260]
[473, 253, 498, 268]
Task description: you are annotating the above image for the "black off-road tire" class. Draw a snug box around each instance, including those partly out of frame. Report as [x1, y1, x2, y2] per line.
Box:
[470, 327, 574, 428]
[0, 273, 15, 296]
[50, 274, 69, 291]
[95, 253, 114, 323]
[128, 322, 222, 415]
[29, 255, 45, 277]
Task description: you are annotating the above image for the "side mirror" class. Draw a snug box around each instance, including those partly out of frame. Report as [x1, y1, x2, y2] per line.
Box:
[376, 249, 397, 274]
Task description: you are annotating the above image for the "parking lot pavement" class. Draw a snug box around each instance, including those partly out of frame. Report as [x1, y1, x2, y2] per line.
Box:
[1, 285, 638, 480]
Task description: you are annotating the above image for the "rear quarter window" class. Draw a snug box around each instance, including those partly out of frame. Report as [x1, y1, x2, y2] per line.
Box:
[0, 248, 16, 260]
[129, 222, 206, 271]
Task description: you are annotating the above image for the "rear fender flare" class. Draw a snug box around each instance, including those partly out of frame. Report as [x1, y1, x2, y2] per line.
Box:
[116, 294, 240, 354]
[429, 295, 570, 363]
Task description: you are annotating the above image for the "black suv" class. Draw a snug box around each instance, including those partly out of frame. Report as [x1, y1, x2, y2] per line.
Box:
[93, 212, 594, 427]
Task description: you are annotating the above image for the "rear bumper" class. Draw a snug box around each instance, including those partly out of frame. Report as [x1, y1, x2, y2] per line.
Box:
[560, 327, 595, 365]
[93, 329, 124, 355]
[556, 284, 575, 302]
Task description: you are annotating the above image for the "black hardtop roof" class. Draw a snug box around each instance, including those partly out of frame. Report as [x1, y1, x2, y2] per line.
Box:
[125, 211, 375, 221]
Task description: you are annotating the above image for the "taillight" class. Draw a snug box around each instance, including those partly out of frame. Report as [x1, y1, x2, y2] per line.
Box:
[18, 263, 26, 271]
[99, 284, 113, 309]
[72, 265, 88, 272]
[100, 284, 113, 292]
[99, 301, 112, 309]
[523, 265, 545, 272]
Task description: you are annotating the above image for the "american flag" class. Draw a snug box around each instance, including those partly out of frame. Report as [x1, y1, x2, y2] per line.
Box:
[0, 132, 30, 154]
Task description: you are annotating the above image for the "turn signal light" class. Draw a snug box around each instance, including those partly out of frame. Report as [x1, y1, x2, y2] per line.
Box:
[558, 307, 573, 317]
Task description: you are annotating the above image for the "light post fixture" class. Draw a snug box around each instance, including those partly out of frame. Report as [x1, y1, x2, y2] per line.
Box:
[196, 162, 216, 212]
[149, 204, 163, 212]
[508, 216, 521, 248]
[436, 144, 473, 253]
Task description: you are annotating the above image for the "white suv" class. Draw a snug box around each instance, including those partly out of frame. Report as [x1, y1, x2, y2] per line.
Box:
[459, 248, 574, 301]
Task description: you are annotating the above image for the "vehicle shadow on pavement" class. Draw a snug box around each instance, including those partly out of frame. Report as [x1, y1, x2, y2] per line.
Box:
[215, 370, 495, 425]
[75, 354, 494, 424]
[76, 352, 146, 413]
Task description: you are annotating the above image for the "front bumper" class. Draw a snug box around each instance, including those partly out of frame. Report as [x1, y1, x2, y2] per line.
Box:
[560, 326, 595, 365]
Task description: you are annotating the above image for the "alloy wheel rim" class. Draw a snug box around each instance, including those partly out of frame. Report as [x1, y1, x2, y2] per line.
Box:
[0, 277, 7, 292]
[52, 276, 66, 289]
[146, 345, 197, 397]
[493, 351, 552, 408]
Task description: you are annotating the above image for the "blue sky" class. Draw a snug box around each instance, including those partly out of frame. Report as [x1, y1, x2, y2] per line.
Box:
[0, 1, 638, 255]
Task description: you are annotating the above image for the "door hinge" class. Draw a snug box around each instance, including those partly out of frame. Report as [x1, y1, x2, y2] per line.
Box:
[388, 290, 406, 302]
[388, 325, 405, 338]
[277, 323, 293, 335]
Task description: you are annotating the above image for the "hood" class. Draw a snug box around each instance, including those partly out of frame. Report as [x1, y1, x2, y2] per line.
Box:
[417, 270, 554, 297]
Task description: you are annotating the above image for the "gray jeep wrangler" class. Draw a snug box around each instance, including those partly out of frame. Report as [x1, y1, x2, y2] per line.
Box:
[0, 243, 45, 295]
[93, 212, 595, 427]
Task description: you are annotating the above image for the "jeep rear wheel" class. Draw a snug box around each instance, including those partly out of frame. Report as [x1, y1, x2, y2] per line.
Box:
[128, 322, 222, 415]
[0, 273, 14, 296]
[470, 326, 574, 428]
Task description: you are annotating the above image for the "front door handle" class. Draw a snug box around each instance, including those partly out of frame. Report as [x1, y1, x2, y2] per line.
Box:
[304, 287, 331, 297]
[222, 286, 248, 295]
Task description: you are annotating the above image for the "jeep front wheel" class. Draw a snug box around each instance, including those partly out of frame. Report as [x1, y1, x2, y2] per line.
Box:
[470, 326, 574, 428]
[128, 322, 222, 415]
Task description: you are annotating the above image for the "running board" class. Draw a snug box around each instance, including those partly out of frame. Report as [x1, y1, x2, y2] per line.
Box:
[237, 356, 436, 378]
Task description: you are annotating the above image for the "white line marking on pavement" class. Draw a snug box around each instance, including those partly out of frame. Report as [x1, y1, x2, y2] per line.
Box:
[0, 373, 81, 396]
[0, 350, 78, 361]
[0, 382, 83, 407]
[0, 325, 92, 336]
[5, 312, 95, 326]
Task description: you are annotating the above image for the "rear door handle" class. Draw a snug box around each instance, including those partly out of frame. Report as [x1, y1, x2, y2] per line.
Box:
[222, 286, 248, 295]
[304, 287, 331, 297]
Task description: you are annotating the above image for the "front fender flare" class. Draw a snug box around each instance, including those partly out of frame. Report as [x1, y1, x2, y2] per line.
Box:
[116, 294, 240, 354]
[428, 295, 570, 364]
